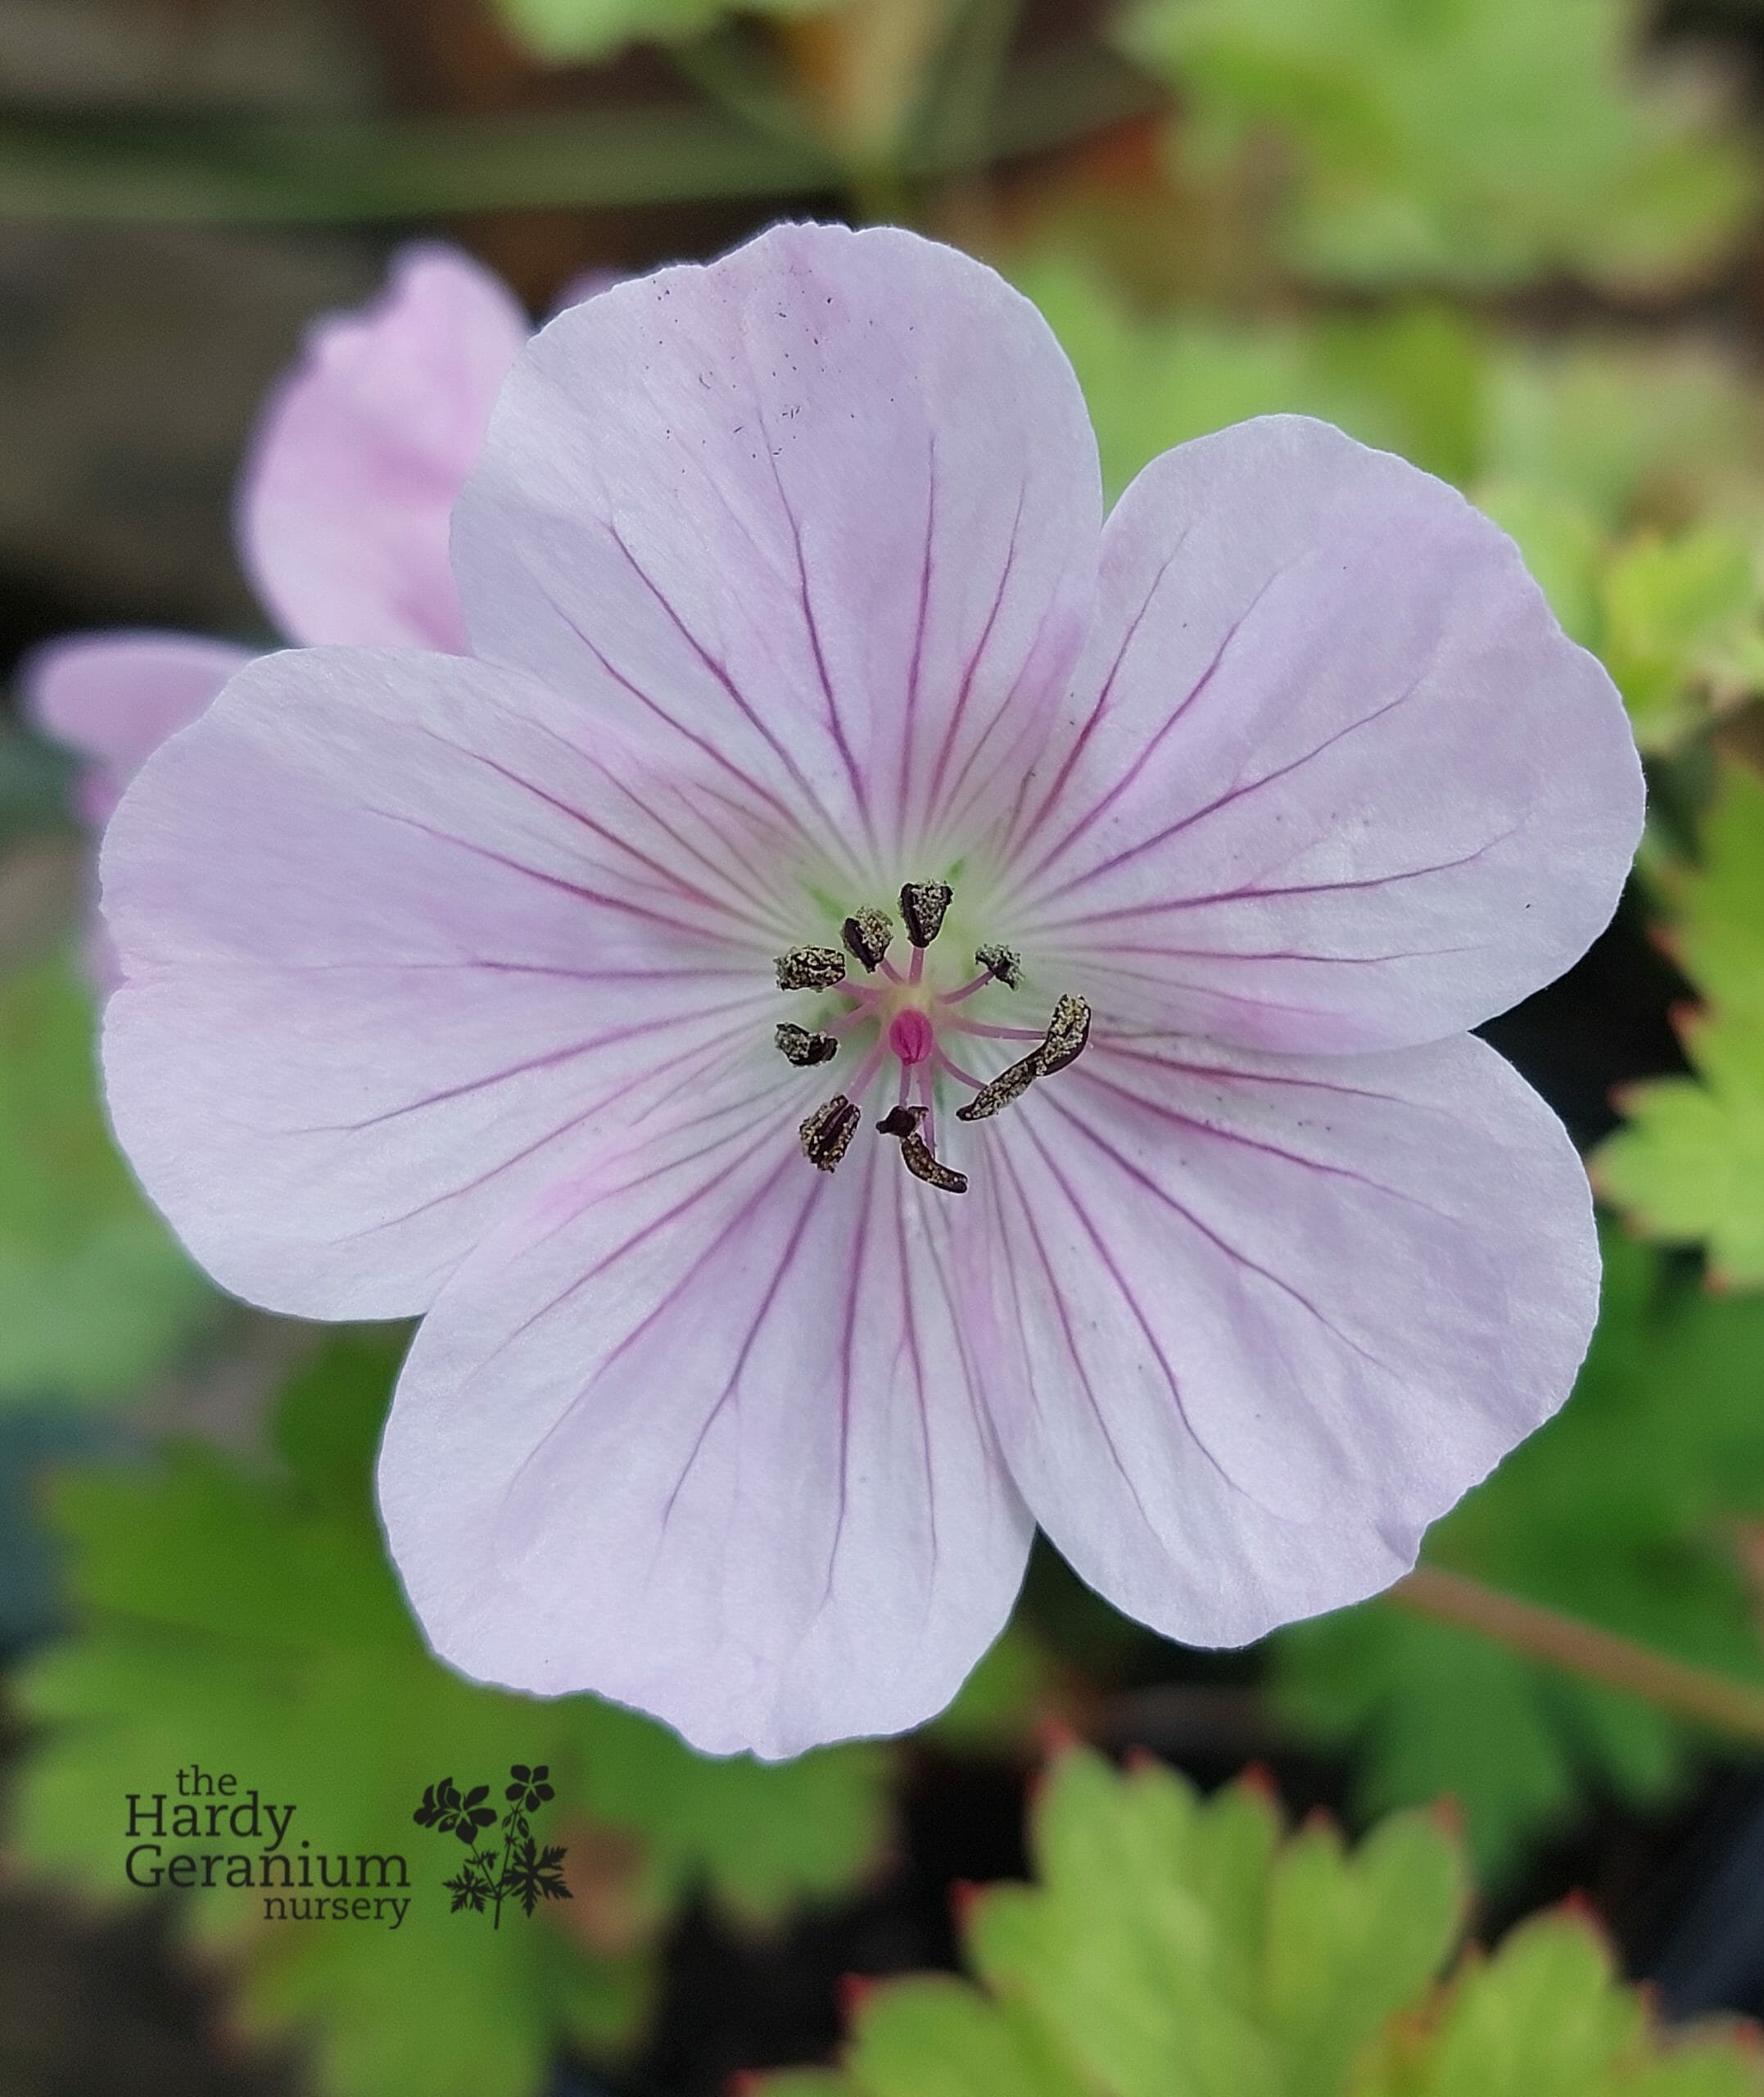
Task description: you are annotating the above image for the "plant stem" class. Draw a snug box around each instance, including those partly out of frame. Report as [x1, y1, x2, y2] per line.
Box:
[1392, 1564, 1764, 1746]
[0, 44, 1160, 223]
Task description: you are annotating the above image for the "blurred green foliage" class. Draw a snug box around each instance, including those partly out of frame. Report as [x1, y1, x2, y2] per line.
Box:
[1014, 250, 1764, 520]
[9, 1331, 891, 2097]
[1596, 764, 1764, 1282]
[0, 958, 215, 1402]
[1015, 249, 1764, 761]
[491, 0, 830, 63]
[1115, 0, 1754, 292]
[1273, 1229, 1764, 1877]
[758, 1748, 1764, 2095]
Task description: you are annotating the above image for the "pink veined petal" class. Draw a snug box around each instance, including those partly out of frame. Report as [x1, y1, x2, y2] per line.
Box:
[237, 242, 528, 652]
[962, 1029, 1599, 1646]
[20, 631, 255, 825]
[1001, 416, 1644, 1054]
[453, 222, 1101, 884]
[379, 1094, 1034, 1758]
[101, 644, 802, 1321]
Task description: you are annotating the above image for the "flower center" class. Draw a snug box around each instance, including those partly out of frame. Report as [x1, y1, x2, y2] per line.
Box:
[772, 881, 1090, 1197]
[887, 1008, 935, 1067]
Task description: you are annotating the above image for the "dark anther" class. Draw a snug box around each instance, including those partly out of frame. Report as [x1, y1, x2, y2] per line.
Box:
[975, 943, 1022, 990]
[898, 881, 953, 948]
[800, 1095, 861, 1172]
[776, 945, 847, 991]
[776, 1023, 839, 1067]
[1038, 993, 1092, 1072]
[954, 1052, 1041, 1123]
[841, 907, 893, 971]
[956, 993, 1092, 1123]
[876, 1105, 968, 1195]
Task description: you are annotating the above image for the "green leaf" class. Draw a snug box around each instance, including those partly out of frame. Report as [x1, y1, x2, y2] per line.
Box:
[1599, 528, 1764, 752]
[0, 956, 215, 1402]
[1274, 1225, 1764, 1877]
[491, 0, 830, 66]
[838, 1976, 1090, 2097]
[1115, 0, 1754, 292]
[1355, 1911, 1763, 2096]
[10, 1332, 892, 2097]
[1596, 764, 1764, 1284]
[753, 1753, 1762, 2096]
[1481, 343, 1764, 531]
[1011, 253, 1486, 496]
[1471, 482, 1606, 649]
[758, 1751, 1466, 2097]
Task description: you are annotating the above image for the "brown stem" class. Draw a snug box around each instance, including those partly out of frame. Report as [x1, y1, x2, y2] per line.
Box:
[1392, 1565, 1764, 1745]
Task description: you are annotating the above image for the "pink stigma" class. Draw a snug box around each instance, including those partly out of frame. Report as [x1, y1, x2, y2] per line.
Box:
[888, 1008, 935, 1067]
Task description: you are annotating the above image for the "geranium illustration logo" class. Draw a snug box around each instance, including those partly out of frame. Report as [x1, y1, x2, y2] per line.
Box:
[412, 1764, 569, 1927]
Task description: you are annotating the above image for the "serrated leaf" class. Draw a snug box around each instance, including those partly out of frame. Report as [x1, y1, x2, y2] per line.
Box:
[9, 1331, 891, 2097]
[771, 1752, 1463, 2097]
[0, 955, 215, 1402]
[843, 1975, 1088, 2097]
[1355, 1912, 1764, 2096]
[1273, 1226, 1764, 1877]
[1115, 0, 1754, 292]
[753, 1755, 1762, 2097]
[1596, 764, 1764, 1284]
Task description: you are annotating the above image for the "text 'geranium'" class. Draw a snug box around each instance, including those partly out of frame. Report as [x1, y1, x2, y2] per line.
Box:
[99, 224, 1644, 1758]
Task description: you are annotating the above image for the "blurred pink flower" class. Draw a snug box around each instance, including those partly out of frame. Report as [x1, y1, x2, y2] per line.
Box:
[22, 243, 533, 971]
[100, 224, 1643, 1758]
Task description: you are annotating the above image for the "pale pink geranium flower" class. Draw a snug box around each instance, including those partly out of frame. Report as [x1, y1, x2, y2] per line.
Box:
[102, 224, 1642, 1759]
[22, 242, 531, 875]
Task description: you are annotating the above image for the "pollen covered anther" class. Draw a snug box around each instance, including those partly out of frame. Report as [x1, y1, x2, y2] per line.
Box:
[1038, 993, 1092, 1072]
[800, 1095, 861, 1171]
[956, 993, 1093, 1122]
[841, 908, 893, 971]
[898, 881, 952, 948]
[876, 1105, 968, 1195]
[776, 945, 848, 991]
[975, 943, 1022, 989]
[776, 1023, 839, 1067]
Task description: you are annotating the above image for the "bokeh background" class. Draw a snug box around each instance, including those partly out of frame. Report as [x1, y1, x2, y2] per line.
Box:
[7, 0, 1764, 2090]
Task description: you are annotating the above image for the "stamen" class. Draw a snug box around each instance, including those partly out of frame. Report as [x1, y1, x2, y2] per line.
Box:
[876, 1105, 968, 1195]
[840, 907, 893, 972]
[800, 1095, 861, 1171]
[1038, 993, 1092, 1071]
[775, 1023, 839, 1067]
[952, 1050, 1043, 1123]
[776, 945, 847, 991]
[975, 943, 1022, 989]
[898, 881, 952, 948]
[955, 992, 1092, 1123]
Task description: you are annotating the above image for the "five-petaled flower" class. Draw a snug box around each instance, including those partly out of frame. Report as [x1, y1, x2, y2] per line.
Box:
[100, 224, 1643, 1760]
[505, 1763, 554, 1811]
[414, 1776, 499, 1844]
